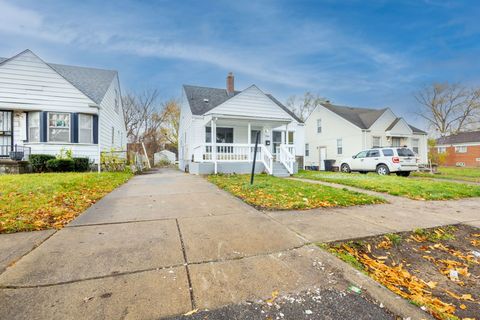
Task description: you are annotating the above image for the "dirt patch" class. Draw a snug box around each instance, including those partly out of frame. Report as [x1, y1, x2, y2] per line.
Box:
[324, 225, 480, 320]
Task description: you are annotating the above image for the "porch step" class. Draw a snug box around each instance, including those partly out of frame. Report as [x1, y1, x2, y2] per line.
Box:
[272, 162, 290, 177]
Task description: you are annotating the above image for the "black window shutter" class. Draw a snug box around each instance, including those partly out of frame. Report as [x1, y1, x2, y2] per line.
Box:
[40, 112, 48, 142]
[93, 114, 99, 144]
[71, 113, 78, 143]
[25, 112, 29, 141]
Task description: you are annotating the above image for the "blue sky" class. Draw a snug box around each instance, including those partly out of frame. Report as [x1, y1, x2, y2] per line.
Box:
[1, 0, 479, 128]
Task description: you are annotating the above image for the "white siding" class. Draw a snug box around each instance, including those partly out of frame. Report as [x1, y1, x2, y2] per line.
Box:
[25, 143, 99, 163]
[98, 75, 126, 152]
[178, 89, 194, 170]
[0, 51, 96, 111]
[206, 85, 292, 120]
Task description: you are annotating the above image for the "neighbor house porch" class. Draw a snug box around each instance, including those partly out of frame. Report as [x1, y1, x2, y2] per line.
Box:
[190, 115, 299, 176]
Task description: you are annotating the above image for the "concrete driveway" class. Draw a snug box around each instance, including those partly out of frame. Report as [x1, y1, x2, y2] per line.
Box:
[1, 168, 477, 319]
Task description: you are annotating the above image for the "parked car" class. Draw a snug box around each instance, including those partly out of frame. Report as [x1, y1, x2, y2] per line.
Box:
[339, 147, 418, 176]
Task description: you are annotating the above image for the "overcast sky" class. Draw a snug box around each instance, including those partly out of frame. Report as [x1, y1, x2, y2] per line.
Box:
[1, 0, 479, 128]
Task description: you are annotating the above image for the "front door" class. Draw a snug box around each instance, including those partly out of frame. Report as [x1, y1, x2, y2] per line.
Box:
[272, 131, 282, 158]
[250, 130, 261, 144]
[319, 147, 327, 170]
[0, 111, 13, 157]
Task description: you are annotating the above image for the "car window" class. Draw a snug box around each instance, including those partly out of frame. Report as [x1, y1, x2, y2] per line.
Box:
[367, 150, 380, 157]
[397, 148, 415, 157]
[355, 151, 368, 158]
[382, 149, 394, 156]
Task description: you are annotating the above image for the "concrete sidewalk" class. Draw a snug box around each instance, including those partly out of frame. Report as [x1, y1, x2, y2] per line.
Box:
[1, 169, 477, 319]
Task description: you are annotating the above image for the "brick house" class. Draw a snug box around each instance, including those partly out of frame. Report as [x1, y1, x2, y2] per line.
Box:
[435, 131, 480, 167]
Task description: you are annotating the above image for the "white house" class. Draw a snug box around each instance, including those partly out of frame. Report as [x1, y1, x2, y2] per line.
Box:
[0, 49, 126, 163]
[304, 103, 428, 169]
[178, 73, 305, 176]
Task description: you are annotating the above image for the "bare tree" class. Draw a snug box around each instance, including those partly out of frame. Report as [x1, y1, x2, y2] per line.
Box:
[122, 89, 161, 143]
[159, 99, 180, 151]
[285, 92, 328, 121]
[415, 83, 480, 136]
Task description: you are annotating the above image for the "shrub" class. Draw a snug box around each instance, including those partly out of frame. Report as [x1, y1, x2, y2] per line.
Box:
[73, 157, 90, 172]
[30, 154, 56, 173]
[101, 150, 127, 172]
[46, 159, 75, 172]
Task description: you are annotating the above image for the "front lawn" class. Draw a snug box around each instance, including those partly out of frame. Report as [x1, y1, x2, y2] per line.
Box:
[207, 174, 385, 210]
[322, 225, 480, 320]
[413, 167, 480, 183]
[295, 170, 480, 200]
[0, 172, 132, 233]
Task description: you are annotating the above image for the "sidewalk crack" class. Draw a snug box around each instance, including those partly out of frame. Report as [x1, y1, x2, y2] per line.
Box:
[175, 218, 196, 310]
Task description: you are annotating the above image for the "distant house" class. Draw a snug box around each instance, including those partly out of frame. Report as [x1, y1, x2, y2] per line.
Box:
[304, 103, 428, 170]
[178, 73, 305, 176]
[435, 131, 480, 167]
[0, 49, 126, 163]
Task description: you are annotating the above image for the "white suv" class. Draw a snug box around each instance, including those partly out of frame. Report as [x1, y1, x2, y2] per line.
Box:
[339, 147, 418, 176]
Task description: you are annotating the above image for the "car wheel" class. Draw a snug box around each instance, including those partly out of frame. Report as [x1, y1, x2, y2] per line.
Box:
[376, 164, 390, 176]
[341, 164, 351, 173]
[402, 171, 411, 177]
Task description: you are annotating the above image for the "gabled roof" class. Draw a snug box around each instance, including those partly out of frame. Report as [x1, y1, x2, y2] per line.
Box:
[0, 50, 117, 104]
[321, 103, 387, 129]
[183, 84, 303, 123]
[385, 117, 402, 131]
[409, 125, 427, 134]
[436, 130, 480, 145]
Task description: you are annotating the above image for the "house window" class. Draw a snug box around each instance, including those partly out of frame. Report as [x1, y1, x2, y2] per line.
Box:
[78, 114, 93, 144]
[337, 139, 343, 155]
[48, 112, 70, 142]
[438, 146, 447, 153]
[391, 137, 401, 147]
[114, 89, 119, 114]
[305, 143, 309, 157]
[205, 127, 233, 143]
[28, 112, 40, 142]
[412, 138, 419, 154]
[455, 146, 467, 153]
[372, 136, 381, 148]
[317, 119, 322, 133]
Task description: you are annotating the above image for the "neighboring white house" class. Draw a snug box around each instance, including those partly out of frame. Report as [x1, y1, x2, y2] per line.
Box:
[304, 103, 428, 169]
[178, 73, 305, 176]
[0, 49, 126, 163]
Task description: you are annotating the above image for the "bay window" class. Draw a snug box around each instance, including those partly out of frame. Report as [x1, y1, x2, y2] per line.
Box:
[28, 112, 40, 142]
[48, 112, 70, 142]
[79, 114, 93, 144]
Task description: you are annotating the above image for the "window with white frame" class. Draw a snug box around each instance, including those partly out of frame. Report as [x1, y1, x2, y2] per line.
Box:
[455, 146, 467, 153]
[337, 139, 343, 155]
[438, 146, 447, 153]
[316, 119, 322, 133]
[28, 112, 40, 142]
[48, 112, 70, 142]
[372, 136, 381, 148]
[305, 143, 309, 157]
[114, 89, 119, 114]
[79, 114, 93, 144]
[412, 138, 419, 154]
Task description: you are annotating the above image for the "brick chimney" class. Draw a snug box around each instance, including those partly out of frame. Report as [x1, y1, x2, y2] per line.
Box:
[226, 72, 234, 96]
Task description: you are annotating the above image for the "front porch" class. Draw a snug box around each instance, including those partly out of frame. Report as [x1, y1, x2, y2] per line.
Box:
[190, 116, 298, 176]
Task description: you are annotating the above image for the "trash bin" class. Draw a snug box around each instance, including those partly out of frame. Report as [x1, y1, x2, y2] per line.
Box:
[324, 159, 336, 172]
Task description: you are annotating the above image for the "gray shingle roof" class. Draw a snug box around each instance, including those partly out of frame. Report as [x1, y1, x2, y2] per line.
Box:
[321, 103, 387, 129]
[436, 130, 480, 145]
[0, 53, 117, 104]
[183, 84, 303, 123]
[409, 125, 427, 134]
[385, 118, 402, 131]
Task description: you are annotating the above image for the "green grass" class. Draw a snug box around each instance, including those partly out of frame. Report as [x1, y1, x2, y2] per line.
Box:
[0, 172, 133, 233]
[207, 174, 385, 210]
[295, 170, 480, 200]
[413, 166, 480, 183]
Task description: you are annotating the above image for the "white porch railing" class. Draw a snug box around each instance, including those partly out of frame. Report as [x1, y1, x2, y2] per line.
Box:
[279, 144, 296, 174]
[192, 143, 274, 174]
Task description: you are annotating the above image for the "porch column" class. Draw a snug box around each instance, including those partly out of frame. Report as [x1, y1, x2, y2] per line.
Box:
[247, 122, 251, 162]
[285, 123, 289, 144]
[212, 118, 217, 174]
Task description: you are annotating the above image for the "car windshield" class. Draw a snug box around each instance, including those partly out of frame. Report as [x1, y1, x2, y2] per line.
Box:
[396, 148, 415, 157]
